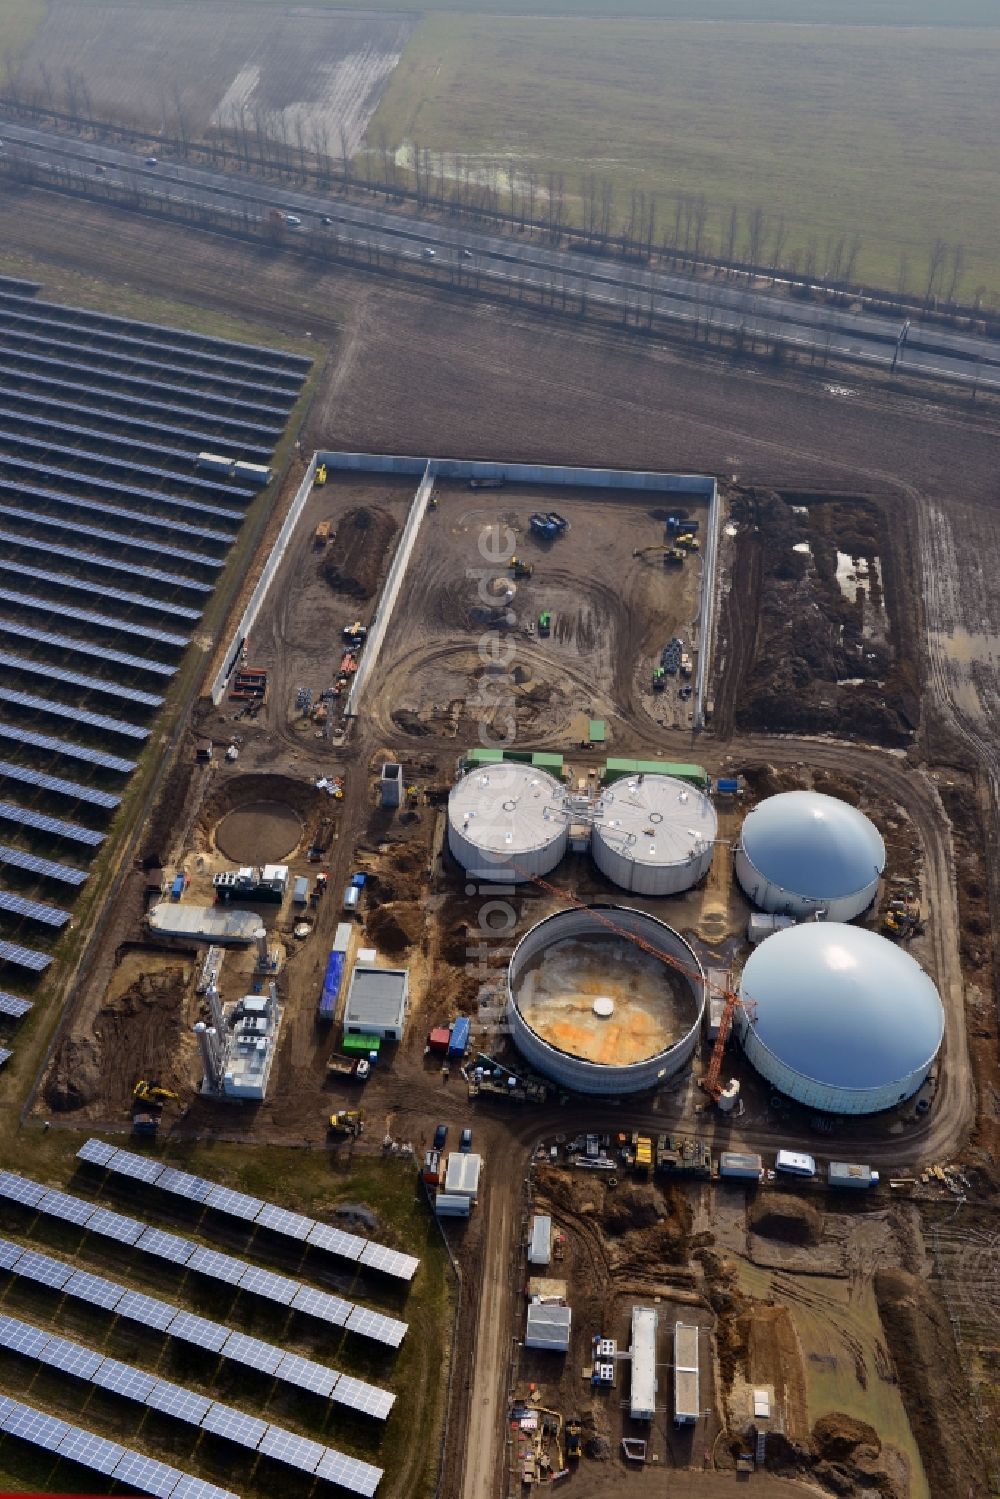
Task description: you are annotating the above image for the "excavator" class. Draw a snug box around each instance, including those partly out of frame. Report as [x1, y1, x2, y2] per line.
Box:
[329, 1110, 364, 1138]
[314, 463, 328, 487]
[132, 1080, 178, 1107]
[513, 864, 755, 1106]
[633, 544, 685, 566]
[508, 556, 534, 578]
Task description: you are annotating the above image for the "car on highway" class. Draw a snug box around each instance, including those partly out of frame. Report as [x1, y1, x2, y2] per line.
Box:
[433, 1123, 448, 1149]
[144, 156, 158, 166]
[320, 215, 333, 226]
[285, 213, 302, 228]
[94, 164, 106, 174]
[460, 1128, 473, 1152]
[462, 248, 474, 258]
[422, 247, 436, 259]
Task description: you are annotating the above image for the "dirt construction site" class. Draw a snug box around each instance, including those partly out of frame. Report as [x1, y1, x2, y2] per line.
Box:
[0, 176, 1000, 1499]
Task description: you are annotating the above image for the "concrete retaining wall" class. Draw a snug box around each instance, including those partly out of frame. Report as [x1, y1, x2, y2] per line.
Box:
[320, 451, 715, 495]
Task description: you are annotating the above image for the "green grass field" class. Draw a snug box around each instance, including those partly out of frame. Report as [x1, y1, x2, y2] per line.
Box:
[370, 15, 1000, 300]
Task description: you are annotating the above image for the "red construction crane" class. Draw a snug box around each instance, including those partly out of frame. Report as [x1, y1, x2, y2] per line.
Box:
[514, 865, 756, 1101]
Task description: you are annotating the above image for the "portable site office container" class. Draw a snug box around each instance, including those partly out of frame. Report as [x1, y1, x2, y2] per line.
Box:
[629, 1307, 658, 1422]
[775, 1150, 817, 1178]
[528, 1214, 552, 1267]
[673, 1322, 700, 1425]
[292, 876, 310, 905]
[434, 1193, 471, 1218]
[827, 1161, 880, 1189]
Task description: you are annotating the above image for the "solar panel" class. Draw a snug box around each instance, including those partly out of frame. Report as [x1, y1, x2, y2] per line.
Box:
[204, 1183, 265, 1222]
[0, 460, 249, 526]
[332, 1375, 396, 1422]
[111, 1449, 183, 1498]
[0, 685, 150, 740]
[0, 939, 50, 972]
[166, 1308, 229, 1353]
[0, 844, 87, 887]
[358, 1243, 420, 1281]
[105, 1148, 165, 1185]
[1, 1400, 71, 1447]
[55, 1425, 126, 1476]
[200, 1402, 267, 1450]
[0, 889, 70, 928]
[0, 1169, 47, 1207]
[0, 799, 105, 846]
[0, 503, 224, 569]
[253, 1202, 312, 1240]
[0, 429, 253, 502]
[15, 1248, 73, 1289]
[289, 1285, 350, 1327]
[235, 1263, 297, 1306]
[188, 1245, 249, 1283]
[0, 557, 202, 621]
[314, 1447, 384, 1498]
[0, 757, 122, 810]
[137, 1227, 194, 1266]
[37, 1188, 98, 1227]
[0, 1047, 11, 1069]
[169, 1474, 241, 1499]
[345, 1306, 407, 1348]
[0, 528, 213, 593]
[0, 990, 31, 1018]
[145, 1379, 213, 1425]
[0, 723, 136, 774]
[0, 1320, 51, 1359]
[87, 1205, 146, 1245]
[116, 1289, 178, 1333]
[306, 1221, 365, 1260]
[0, 588, 189, 649]
[0, 1236, 26, 1270]
[37, 1333, 104, 1380]
[219, 1330, 284, 1376]
[92, 1358, 157, 1401]
[272, 1351, 337, 1399]
[63, 1269, 126, 1311]
[154, 1165, 214, 1203]
[0, 622, 176, 680]
[0, 650, 164, 709]
[257, 1425, 324, 1475]
[0, 479, 238, 545]
[76, 1137, 117, 1167]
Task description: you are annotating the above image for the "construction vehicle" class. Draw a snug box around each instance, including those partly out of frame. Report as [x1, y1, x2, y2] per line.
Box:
[652, 666, 666, 691]
[428, 493, 438, 510]
[133, 1080, 178, 1108]
[883, 891, 922, 939]
[675, 533, 700, 552]
[666, 513, 699, 535]
[633, 544, 685, 565]
[633, 1134, 654, 1172]
[326, 1055, 370, 1081]
[508, 556, 533, 578]
[342, 620, 367, 644]
[314, 520, 331, 548]
[538, 611, 552, 636]
[530, 512, 559, 539]
[131, 1112, 160, 1138]
[328, 1110, 364, 1137]
[314, 463, 327, 487]
[565, 1421, 582, 1460]
[680, 653, 693, 679]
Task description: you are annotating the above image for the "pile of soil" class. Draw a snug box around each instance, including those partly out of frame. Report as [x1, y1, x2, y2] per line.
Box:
[365, 901, 424, 954]
[45, 1035, 101, 1112]
[749, 1196, 823, 1246]
[323, 506, 397, 598]
[875, 1267, 988, 1499]
[812, 1413, 880, 1464]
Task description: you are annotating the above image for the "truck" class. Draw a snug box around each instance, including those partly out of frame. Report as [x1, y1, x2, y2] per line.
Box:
[666, 514, 700, 535]
[326, 1055, 370, 1081]
[719, 1151, 764, 1182]
[633, 1135, 653, 1172]
[314, 520, 332, 548]
[169, 873, 187, 901]
[827, 1161, 880, 1189]
[328, 1110, 363, 1137]
[538, 611, 552, 636]
[775, 1149, 817, 1179]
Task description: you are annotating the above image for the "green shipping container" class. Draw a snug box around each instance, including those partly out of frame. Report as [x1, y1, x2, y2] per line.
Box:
[588, 719, 607, 744]
[603, 758, 708, 790]
[463, 748, 505, 767]
[342, 1032, 382, 1054]
[531, 752, 564, 772]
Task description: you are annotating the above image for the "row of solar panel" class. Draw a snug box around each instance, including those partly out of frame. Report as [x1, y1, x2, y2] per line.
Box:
[0, 889, 68, 928]
[0, 527, 214, 593]
[0, 1048, 11, 1068]
[0, 990, 33, 1019]
[0, 346, 294, 424]
[0, 1228, 394, 1421]
[0, 362, 284, 444]
[0, 722, 137, 774]
[0, 1169, 405, 1347]
[0, 1390, 240, 1499]
[0, 322, 304, 403]
[1, 503, 224, 572]
[0, 800, 105, 848]
[0, 482, 239, 544]
[0, 557, 203, 622]
[0, 939, 49, 972]
[0, 619, 176, 680]
[0, 686, 150, 741]
[1, 455, 249, 522]
[0, 287, 311, 372]
[0, 425, 255, 500]
[0, 384, 275, 465]
[0, 1313, 382, 1495]
[0, 843, 87, 887]
[81, 1140, 420, 1283]
[0, 398, 262, 472]
[0, 759, 119, 811]
[1, 650, 165, 710]
[0, 302, 306, 389]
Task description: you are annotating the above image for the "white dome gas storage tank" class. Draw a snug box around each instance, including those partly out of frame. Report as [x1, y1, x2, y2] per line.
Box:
[736, 921, 944, 1114]
[591, 774, 717, 895]
[735, 789, 885, 922]
[448, 762, 570, 883]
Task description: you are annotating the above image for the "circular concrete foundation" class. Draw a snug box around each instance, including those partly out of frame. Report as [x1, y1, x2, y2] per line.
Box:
[216, 801, 303, 863]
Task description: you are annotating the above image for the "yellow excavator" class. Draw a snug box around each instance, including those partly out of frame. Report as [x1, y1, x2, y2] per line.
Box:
[133, 1080, 179, 1107]
[329, 1110, 364, 1138]
[633, 544, 685, 565]
[508, 556, 534, 578]
[314, 463, 328, 487]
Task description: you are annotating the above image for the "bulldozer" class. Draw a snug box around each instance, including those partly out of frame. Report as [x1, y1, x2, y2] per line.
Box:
[133, 1080, 178, 1108]
[882, 893, 922, 939]
[508, 556, 534, 578]
[675, 533, 700, 552]
[314, 463, 328, 487]
[329, 1110, 364, 1138]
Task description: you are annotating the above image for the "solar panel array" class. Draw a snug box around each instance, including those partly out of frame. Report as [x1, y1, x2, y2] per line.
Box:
[0, 1310, 383, 1494]
[84, 1140, 420, 1283]
[0, 1228, 395, 1422]
[0, 800, 105, 847]
[0, 889, 69, 928]
[0, 586, 190, 649]
[0, 557, 203, 620]
[0, 991, 32, 1019]
[0, 1389, 240, 1499]
[0, 649, 165, 707]
[0, 1168, 404, 1343]
[0, 685, 150, 740]
[0, 620, 176, 678]
[0, 479, 240, 542]
[0, 939, 50, 972]
[0, 528, 214, 592]
[0, 722, 137, 773]
[0, 759, 122, 810]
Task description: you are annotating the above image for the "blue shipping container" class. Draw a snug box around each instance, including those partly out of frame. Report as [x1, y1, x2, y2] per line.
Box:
[448, 1016, 471, 1058]
[319, 950, 346, 1021]
[351, 873, 367, 889]
[716, 778, 740, 795]
[170, 874, 185, 900]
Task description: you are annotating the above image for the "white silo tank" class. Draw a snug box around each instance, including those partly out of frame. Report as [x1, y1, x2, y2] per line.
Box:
[736, 922, 944, 1114]
[592, 775, 717, 895]
[735, 790, 885, 921]
[448, 762, 570, 882]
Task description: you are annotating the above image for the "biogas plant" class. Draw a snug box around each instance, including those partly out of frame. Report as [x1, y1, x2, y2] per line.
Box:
[447, 764, 944, 1112]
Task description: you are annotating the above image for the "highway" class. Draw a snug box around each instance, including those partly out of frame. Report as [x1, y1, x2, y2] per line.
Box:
[2, 117, 1000, 392]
